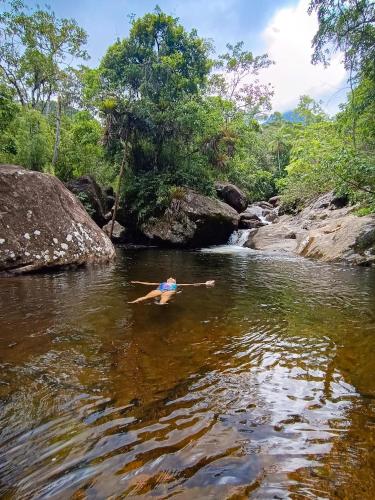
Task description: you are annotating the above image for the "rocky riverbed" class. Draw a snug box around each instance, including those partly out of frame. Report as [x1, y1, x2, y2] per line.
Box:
[1, 165, 374, 273]
[240, 192, 375, 266]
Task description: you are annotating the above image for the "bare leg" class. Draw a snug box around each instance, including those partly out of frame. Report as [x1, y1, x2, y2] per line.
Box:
[158, 291, 176, 305]
[128, 290, 162, 304]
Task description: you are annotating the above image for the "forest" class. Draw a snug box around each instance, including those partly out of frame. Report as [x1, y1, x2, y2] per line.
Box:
[0, 0, 374, 222]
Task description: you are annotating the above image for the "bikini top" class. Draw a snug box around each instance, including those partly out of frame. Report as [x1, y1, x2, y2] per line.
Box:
[159, 282, 177, 291]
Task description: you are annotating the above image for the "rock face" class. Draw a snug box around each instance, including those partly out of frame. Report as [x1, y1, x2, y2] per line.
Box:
[245, 193, 375, 266]
[0, 165, 115, 274]
[142, 189, 239, 247]
[65, 176, 109, 227]
[215, 182, 248, 213]
[102, 220, 127, 243]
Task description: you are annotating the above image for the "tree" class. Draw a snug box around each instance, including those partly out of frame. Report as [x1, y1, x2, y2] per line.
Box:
[0, 1, 89, 167]
[100, 7, 211, 103]
[210, 41, 274, 122]
[294, 95, 329, 125]
[1, 106, 54, 170]
[95, 8, 214, 221]
[309, 0, 375, 81]
[0, 0, 88, 109]
[308, 1, 375, 150]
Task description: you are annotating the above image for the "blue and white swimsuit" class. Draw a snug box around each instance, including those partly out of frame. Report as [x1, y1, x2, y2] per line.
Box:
[158, 282, 177, 292]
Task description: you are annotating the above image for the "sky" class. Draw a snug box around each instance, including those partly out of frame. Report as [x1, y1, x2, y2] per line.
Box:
[21, 0, 349, 114]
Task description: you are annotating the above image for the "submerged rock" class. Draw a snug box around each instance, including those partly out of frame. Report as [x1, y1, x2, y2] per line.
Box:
[141, 188, 239, 247]
[0, 165, 115, 274]
[215, 181, 248, 213]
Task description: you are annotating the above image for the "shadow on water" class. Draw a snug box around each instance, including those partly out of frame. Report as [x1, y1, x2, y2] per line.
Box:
[0, 247, 374, 498]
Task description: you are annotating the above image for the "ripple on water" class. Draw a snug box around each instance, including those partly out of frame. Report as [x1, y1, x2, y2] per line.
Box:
[0, 248, 374, 498]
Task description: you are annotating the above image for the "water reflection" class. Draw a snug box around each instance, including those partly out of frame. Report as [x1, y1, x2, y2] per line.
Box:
[0, 248, 374, 498]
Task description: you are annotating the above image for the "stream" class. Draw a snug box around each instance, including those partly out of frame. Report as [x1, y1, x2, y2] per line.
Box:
[0, 247, 374, 498]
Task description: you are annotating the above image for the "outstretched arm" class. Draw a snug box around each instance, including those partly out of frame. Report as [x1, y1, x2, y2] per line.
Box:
[131, 281, 160, 285]
[178, 280, 215, 287]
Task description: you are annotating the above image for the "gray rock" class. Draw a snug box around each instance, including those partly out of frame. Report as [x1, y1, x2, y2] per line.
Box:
[265, 212, 279, 223]
[268, 195, 281, 206]
[141, 188, 239, 247]
[0, 165, 115, 274]
[239, 212, 260, 222]
[240, 219, 265, 229]
[258, 201, 274, 210]
[215, 181, 248, 213]
[103, 220, 127, 243]
[241, 192, 375, 266]
[65, 175, 108, 227]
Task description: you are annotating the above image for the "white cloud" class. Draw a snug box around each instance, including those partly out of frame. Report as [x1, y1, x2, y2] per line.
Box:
[259, 0, 347, 113]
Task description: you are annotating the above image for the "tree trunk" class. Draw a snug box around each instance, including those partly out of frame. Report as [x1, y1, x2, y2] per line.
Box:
[277, 146, 281, 173]
[52, 95, 62, 167]
[109, 140, 127, 240]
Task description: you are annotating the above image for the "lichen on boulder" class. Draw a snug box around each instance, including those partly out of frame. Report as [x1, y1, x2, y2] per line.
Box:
[141, 188, 239, 247]
[0, 165, 115, 274]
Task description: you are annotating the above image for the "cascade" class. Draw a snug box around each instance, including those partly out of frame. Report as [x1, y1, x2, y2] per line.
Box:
[227, 229, 251, 246]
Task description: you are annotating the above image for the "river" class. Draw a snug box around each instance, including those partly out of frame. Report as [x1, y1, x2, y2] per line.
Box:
[0, 247, 374, 498]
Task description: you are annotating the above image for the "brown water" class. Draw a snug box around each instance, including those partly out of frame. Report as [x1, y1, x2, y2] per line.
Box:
[0, 247, 375, 499]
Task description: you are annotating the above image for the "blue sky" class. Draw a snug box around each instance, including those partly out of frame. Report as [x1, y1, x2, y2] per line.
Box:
[20, 0, 349, 113]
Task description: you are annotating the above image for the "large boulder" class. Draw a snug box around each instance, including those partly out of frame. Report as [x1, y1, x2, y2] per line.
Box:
[141, 189, 239, 247]
[215, 181, 248, 213]
[296, 215, 375, 265]
[0, 165, 115, 274]
[65, 176, 109, 227]
[244, 192, 375, 266]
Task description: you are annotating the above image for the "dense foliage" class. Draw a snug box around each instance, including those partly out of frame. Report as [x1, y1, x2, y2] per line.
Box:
[0, 1, 374, 220]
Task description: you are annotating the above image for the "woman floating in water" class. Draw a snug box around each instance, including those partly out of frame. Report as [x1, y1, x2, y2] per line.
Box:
[128, 277, 215, 305]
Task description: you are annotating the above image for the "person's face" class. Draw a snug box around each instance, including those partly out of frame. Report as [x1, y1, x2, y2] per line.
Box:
[167, 277, 176, 284]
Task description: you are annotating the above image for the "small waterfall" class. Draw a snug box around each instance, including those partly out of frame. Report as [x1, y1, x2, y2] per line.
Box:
[228, 229, 251, 247]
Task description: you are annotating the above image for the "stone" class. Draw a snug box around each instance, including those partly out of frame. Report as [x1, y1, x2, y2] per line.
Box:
[65, 175, 108, 227]
[242, 193, 375, 266]
[239, 219, 265, 229]
[268, 195, 281, 206]
[240, 205, 264, 220]
[240, 212, 260, 222]
[265, 212, 279, 223]
[102, 220, 127, 243]
[330, 194, 348, 209]
[258, 201, 274, 210]
[141, 188, 239, 247]
[296, 216, 375, 265]
[0, 165, 115, 274]
[215, 181, 248, 213]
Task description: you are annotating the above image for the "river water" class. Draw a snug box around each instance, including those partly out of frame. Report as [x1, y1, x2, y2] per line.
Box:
[0, 247, 374, 499]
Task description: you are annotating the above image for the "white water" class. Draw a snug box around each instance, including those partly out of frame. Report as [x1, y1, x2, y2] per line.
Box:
[227, 229, 251, 246]
[225, 204, 274, 248]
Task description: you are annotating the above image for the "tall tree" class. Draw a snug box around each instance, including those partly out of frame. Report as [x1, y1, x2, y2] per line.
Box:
[0, 1, 88, 167]
[309, 0, 375, 81]
[295, 95, 329, 125]
[96, 8, 214, 221]
[0, 0, 88, 109]
[210, 42, 274, 122]
[309, 0, 375, 149]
